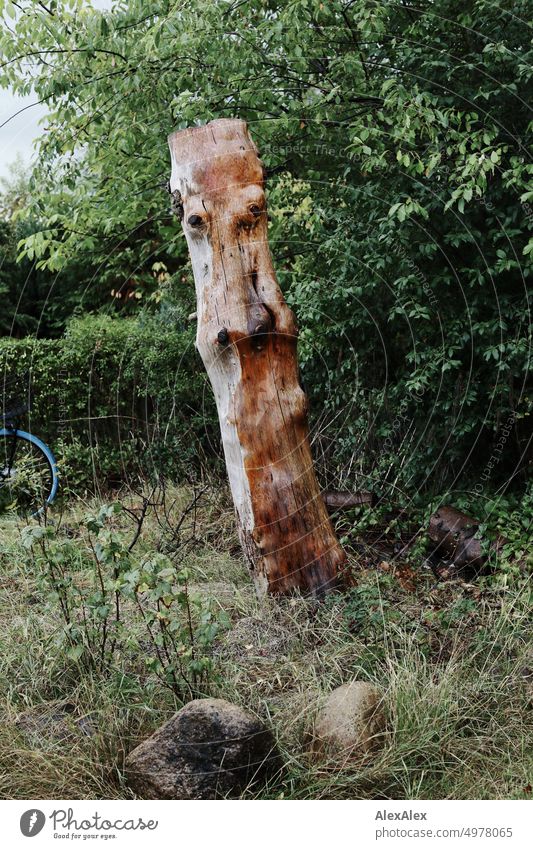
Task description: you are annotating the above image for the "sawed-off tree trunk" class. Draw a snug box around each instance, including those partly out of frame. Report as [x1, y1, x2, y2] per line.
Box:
[168, 118, 346, 597]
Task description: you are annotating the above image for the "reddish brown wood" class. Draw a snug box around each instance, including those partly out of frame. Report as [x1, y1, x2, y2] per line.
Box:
[168, 118, 346, 597]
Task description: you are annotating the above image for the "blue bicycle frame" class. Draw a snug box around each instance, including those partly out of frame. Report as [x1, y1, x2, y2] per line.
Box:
[0, 427, 59, 506]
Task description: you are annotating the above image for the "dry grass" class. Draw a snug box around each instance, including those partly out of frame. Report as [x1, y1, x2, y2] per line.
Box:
[0, 486, 531, 800]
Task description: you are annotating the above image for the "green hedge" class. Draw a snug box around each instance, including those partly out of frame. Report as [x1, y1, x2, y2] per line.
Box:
[0, 314, 219, 494]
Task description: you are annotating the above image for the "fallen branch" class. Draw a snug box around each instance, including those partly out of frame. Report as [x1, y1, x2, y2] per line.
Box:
[323, 490, 375, 511]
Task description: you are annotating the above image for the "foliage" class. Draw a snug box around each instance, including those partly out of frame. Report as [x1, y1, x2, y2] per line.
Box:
[341, 575, 397, 642]
[0, 3, 530, 803]
[0, 153, 30, 219]
[0, 218, 60, 337]
[0, 0, 530, 502]
[20, 501, 228, 697]
[0, 309, 217, 490]
[478, 483, 533, 584]
[0, 162, 107, 337]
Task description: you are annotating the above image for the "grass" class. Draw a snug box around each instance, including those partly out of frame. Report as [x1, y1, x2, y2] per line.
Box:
[0, 484, 531, 800]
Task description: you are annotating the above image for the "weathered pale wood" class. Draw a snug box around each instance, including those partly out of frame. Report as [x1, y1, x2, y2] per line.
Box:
[168, 118, 346, 596]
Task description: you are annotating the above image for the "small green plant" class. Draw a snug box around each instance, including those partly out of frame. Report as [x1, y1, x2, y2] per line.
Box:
[477, 486, 533, 586]
[342, 581, 386, 638]
[21, 502, 228, 698]
[340, 573, 407, 642]
[425, 596, 478, 631]
[119, 552, 227, 697]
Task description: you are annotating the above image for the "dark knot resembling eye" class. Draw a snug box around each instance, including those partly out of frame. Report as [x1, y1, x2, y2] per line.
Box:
[188, 214, 204, 227]
[249, 204, 263, 217]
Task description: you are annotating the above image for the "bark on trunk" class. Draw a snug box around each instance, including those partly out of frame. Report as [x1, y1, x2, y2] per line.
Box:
[168, 118, 346, 597]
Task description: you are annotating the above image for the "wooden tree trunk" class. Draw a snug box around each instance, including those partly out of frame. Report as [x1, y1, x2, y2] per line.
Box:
[168, 118, 346, 597]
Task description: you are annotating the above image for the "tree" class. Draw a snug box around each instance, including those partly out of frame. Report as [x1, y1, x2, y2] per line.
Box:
[0, 153, 30, 220]
[0, 157, 104, 335]
[169, 118, 346, 596]
[0, 0, 530, 502]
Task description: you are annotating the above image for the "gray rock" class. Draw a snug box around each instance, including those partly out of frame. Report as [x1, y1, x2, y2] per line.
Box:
[125, 698, 278, 799]
[312, 681, 386, 762]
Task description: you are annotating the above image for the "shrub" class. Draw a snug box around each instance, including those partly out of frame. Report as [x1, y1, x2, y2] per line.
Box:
[21, 502, 228, 698]
[0, 313, 219, 493]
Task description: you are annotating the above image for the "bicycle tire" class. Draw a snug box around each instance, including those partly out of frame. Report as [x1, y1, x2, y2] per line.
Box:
[0, 428, 59, 515]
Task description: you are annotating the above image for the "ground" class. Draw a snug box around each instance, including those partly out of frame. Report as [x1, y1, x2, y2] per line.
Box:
[0, 485, 531, 800]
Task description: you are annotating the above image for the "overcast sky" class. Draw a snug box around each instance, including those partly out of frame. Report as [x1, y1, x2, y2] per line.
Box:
[0, 0, 113, 181]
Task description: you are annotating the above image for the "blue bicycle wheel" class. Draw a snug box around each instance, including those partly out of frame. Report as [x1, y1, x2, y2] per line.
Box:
[0, 428, 59, 515]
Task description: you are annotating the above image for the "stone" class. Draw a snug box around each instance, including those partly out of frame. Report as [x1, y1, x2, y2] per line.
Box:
[312, 680, 386, 762]
[125, 698, 278, 799]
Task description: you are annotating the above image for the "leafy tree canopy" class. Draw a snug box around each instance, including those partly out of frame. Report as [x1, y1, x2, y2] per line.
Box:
[0, 0, 531, 497]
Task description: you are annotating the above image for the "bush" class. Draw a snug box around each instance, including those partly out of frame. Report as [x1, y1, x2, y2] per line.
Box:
[21, 502, 228, 698]
[3, 0, 530, 501]
[0, 313, 219, 494]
